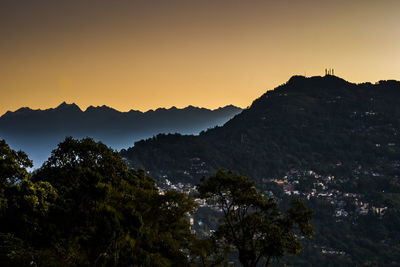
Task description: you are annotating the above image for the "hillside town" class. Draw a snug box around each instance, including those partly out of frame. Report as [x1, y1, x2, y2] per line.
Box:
[157, 163, 391, 234]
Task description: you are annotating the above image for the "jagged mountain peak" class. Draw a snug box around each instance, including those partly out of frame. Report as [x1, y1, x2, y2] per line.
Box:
[55, 102, 82, 112]
[84, 105, 120, 113]
[0, 101, 242, 168]
[0, 107, 34, 119]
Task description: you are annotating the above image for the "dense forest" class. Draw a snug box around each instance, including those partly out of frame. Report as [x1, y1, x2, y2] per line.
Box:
[0, 138, 312, 266]
[121, 75, 400, 266]
[0, 138, 197, 266]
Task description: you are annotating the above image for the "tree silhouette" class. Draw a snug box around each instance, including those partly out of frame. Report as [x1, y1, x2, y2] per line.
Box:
[198, 169, 314, 267]
[1, 138, 198, 266]
[0, 140, 57, 266]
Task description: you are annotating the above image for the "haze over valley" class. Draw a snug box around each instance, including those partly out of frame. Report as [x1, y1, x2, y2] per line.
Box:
[0, 103, 241, 168]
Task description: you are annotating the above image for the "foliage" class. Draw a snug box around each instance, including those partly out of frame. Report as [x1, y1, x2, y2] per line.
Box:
[198, 170, 314, 267]
[0, 140, 57, 266]
[0, 138, 197, 266]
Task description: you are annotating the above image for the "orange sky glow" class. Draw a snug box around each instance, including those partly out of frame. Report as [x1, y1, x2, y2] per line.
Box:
[1, 0, 399, 115]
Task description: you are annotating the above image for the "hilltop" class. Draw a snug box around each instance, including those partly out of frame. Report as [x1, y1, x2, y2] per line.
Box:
[122, 75, 400, 182]
[121, 75, 400, 266]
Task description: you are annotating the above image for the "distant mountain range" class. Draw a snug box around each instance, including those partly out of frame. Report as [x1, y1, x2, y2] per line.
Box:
[0, 103, 242, 167]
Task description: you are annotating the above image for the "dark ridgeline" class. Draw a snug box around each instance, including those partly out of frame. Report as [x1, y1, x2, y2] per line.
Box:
[0, 103, 242, 167]
[121, 75, 400, 266]
[122, 75, 400, 183]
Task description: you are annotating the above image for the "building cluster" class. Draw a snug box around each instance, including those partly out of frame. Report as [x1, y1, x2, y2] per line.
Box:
[268, 168, 389, 219]
[157, 154, 395, 235]
[157, 178, 197, 196]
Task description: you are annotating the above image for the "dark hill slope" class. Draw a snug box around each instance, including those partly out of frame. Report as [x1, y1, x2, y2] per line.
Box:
[122, 75, 400, 183]
[121, 75, 400, 266]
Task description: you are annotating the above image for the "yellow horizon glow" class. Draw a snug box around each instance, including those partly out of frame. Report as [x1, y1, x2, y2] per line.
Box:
[1, 0, 399, 115]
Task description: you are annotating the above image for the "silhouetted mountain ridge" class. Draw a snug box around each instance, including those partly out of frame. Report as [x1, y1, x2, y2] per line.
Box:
[0, 103, 242, 167]
[121, 74, 400, 266]
[122, 75, 400, 181]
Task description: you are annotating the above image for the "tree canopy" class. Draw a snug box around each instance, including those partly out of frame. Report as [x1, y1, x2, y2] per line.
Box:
[0, 139, 57, 266]
[198, 169, 314, 267]
[0, 138, 314, 266]
[1, 138, 197, 266]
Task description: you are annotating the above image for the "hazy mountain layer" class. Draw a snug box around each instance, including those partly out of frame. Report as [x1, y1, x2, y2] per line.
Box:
[0, 103, 242, 167]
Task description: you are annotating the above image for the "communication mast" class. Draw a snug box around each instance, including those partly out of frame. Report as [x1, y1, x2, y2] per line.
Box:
[325, 68, 335, 76]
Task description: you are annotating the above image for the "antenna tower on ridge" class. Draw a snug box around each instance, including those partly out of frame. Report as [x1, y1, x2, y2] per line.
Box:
[325, 68, 335, 76]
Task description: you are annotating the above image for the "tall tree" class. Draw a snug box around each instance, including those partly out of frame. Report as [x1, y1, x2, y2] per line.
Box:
[0, 137, 200, 266]
[198, 169, 314, 267]
[31, 137, 198, 266]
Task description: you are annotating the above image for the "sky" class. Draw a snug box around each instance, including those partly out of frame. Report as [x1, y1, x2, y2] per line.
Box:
[1, 0, 399, 115]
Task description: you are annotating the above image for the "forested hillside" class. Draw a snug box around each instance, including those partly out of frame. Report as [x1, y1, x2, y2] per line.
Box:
[122, 75, 400, 265]
[122, 75, 400, 183]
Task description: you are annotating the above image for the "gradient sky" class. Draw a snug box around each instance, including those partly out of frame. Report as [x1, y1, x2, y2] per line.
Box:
[1, 0, 399, 115]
